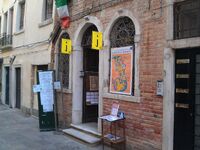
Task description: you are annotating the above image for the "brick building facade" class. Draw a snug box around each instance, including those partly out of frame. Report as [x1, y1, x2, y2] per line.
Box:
[52, 0, 200, 149]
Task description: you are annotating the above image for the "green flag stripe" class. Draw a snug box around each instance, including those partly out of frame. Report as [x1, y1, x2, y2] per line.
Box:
[56, 0, 68, 7]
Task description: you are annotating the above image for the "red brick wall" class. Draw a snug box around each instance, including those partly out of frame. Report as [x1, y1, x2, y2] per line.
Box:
[56, 92, 72, 128]
[52, 0, 167, 149]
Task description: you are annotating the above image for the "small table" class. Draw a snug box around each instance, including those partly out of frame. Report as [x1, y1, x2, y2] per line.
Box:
[100, 115, 126, 150]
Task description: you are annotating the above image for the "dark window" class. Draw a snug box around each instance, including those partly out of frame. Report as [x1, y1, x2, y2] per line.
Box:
[19, 2, 25, 30]
[58, 33, 70, 89]
[4, 12, 8, 34]
[45, 0, 53, 20]
[174, 0, 200, 39]
[110, 17, 135, 95]
[81, 25, 97, 47]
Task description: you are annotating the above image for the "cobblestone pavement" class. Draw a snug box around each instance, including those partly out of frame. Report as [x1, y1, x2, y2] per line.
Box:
[0, 104, 107, 150]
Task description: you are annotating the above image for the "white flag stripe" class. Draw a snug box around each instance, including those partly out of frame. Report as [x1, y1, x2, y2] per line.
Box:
[57, 5, 69, 18]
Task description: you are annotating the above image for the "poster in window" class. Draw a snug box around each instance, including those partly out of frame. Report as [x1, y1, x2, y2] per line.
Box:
[110, 46, 133, 95]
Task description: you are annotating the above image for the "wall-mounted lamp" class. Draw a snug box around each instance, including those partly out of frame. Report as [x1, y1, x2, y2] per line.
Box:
[9, 55, 16, 65]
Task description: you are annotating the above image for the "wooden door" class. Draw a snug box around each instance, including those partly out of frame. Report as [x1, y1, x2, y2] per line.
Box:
[83, 47, 99, 123]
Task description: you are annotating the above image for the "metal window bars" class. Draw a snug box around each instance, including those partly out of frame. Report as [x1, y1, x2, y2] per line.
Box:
[0, 33, 13, 48]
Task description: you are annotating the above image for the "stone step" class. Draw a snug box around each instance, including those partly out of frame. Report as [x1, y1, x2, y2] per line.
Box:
[71, 124, 101, 137]
[63, 128, 101, 145]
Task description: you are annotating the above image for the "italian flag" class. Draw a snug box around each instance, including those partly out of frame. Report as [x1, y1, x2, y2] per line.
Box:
[55, 0, 70, 29]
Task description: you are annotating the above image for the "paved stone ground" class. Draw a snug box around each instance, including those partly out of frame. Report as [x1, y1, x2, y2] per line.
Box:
[0, 104, 108, 150]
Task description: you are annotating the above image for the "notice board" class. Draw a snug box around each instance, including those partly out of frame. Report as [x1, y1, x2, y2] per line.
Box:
[37, 70, 55, 131]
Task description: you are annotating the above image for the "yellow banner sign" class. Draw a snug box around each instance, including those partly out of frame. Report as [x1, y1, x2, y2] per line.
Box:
[61, 39, 72, 54]
[92, 31, 102, 50]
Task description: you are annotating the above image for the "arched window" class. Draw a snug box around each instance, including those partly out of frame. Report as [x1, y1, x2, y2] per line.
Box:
[82, 25, 98, 47]
[110, 17, 135, 95]
[58, 33, 70, 89]
[110, 17, 135, 48]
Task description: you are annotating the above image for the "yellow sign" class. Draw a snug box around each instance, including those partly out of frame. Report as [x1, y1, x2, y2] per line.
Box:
[92, 31, 103, 50]
[61, 39, 72, 54]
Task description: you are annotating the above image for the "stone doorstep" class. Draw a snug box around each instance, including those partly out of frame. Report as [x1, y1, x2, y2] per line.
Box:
[71, 124, 102, 137]
[63, 128, 101, 145]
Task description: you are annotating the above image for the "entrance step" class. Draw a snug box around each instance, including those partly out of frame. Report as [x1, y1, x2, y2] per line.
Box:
[63, 128, 101, 145]
[71, 123, 101, 137]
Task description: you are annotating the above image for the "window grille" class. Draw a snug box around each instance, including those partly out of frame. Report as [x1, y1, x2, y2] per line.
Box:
[110, 17, 135, 95]
[174, 0, 200, 39]
[58, 33, 70, 89]
[110, 17, 135, 48]
[81, 25, 98, 47]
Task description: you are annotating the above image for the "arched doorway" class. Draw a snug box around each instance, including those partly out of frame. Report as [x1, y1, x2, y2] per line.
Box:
[81, 25, 99, 123]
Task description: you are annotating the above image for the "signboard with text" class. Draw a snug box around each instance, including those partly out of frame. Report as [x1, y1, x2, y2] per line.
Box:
[61, 38, 72, 54]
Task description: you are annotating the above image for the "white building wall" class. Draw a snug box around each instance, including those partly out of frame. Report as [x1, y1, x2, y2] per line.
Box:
[0, 0, 54, 114]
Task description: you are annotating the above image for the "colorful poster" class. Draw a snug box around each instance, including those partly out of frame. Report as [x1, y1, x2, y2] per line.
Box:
[110, 46, 133, 95]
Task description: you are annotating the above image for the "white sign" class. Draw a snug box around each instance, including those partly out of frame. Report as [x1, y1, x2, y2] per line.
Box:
[33, 85, 41, 93]
[54, 81, 61, 90]
[156, 80, 163, 96]
[38, 71, 54, 112]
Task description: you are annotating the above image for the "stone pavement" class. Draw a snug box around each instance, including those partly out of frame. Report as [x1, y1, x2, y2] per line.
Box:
[0, 104, 107, 150]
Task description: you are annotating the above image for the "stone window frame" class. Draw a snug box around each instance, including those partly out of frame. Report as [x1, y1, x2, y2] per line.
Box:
[38, 0, 53, 28]
[3, 12, 8, 34]
[109, 16, 135, 96]
[18, 1, 25, 31]
[44, 0, 53, 21]
[15, 0, 26, 33]
[103, 9, 141, 103]
[174, 0, 200, 39]
[55, 31, 72, 93]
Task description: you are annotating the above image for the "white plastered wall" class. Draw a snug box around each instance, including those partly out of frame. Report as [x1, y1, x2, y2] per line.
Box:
[0, 0, 54, 111]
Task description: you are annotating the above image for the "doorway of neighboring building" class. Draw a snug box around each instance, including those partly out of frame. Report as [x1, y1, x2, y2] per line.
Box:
[15, 68, 21, 109]
[82, 25, 99, 123]
[5, 67, 9, 105]
[174, 48, 200, 150]
[37, 65, 48, 72]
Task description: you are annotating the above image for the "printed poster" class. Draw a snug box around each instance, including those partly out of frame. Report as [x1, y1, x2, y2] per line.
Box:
[110, 46, 133, 95]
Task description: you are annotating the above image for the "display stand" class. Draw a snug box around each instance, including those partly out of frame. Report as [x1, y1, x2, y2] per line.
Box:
[100, 116, 126, 150]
